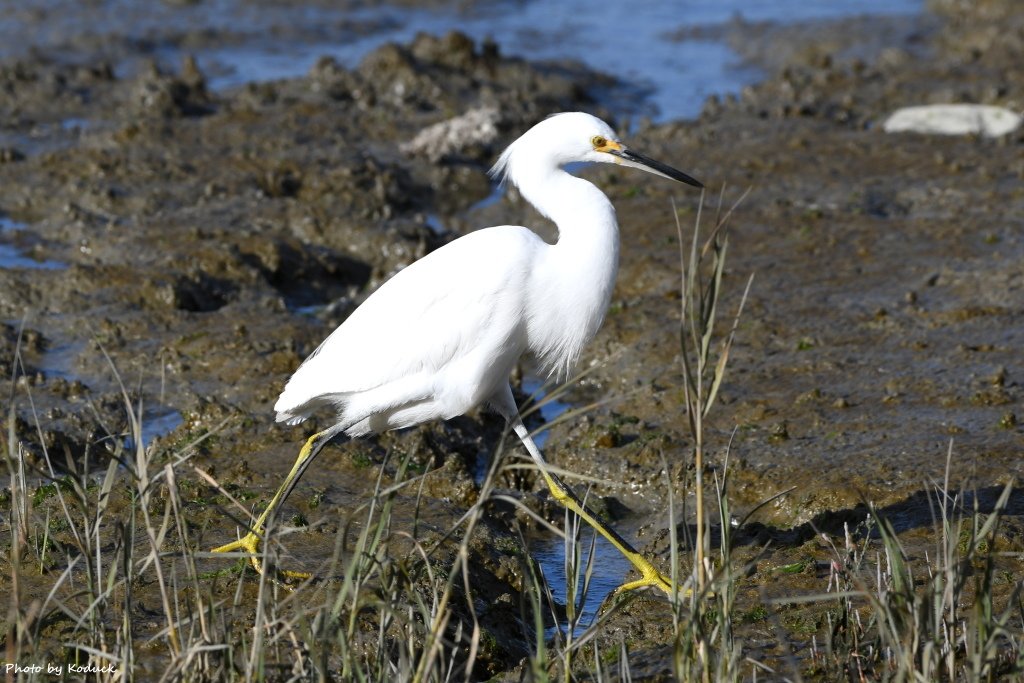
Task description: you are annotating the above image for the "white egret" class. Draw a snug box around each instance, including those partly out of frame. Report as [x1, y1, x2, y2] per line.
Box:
[212, 112, 702, 595]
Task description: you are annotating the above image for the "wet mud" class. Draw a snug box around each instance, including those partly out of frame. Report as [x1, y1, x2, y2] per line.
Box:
[1, 0, 1022, 678]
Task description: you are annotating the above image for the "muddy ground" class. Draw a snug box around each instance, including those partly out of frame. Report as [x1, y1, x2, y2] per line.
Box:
[1, 0, 1022, 679]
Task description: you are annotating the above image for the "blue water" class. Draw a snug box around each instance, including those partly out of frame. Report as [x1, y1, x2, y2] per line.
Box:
[122, 409, 185, 453]
[531, 518, 636, 640]
[0, 0, 922, 122]
[472, 374, 570, 483]
[516, 375, 640, 636]
[468, 371, 627, 633]
[0, 216, 66, 270]
[520, 375, 574, 449]
[36, 341, 86, 380]
[334, 1, 925, 121]
[203, 0, 923, 120]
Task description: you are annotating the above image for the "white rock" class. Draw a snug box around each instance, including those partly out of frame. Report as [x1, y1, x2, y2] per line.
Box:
[883, 104, 1022, 137]
[401, 106, 501, 162]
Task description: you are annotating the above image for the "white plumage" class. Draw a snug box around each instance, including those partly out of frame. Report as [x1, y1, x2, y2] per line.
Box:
[275, 225, 542, 434]
[216, 111, 702, 596]
[275, 112, 629, 434]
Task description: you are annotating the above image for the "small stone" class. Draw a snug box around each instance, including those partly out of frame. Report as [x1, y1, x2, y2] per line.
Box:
[796, 388, 821, 404]
[769, 421, 789, 441]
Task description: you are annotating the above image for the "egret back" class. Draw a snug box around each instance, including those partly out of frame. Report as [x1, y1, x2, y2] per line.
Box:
[274, 226, 542, 430]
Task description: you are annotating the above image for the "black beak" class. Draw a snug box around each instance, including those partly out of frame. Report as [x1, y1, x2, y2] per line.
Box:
[610, 148, 703, 188]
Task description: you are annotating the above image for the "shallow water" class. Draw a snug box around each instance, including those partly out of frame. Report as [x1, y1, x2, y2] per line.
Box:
[197, 0, 925, 120]
[520, 375, 573, 450]
[330, 0, 924, 120]
[0, 216, 66, 270]
[465, 372, 625, 629]
[0, 0, 922, 121]
[35, 340, 86, 379]
[516, 375, 641, 634]
[122, 409, 185, 452]
[530, 529, 634, 638]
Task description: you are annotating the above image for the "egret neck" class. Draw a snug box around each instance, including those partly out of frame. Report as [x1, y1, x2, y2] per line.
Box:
[517, 162, 620, 379]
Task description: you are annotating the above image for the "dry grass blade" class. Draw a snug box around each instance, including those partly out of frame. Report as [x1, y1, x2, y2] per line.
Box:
[674, 187, 750, 600]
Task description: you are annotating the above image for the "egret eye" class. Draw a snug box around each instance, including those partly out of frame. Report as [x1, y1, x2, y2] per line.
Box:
[591, 135, 607, 149]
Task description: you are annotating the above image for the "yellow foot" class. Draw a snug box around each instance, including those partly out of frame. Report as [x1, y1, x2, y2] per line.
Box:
[211, 532, 312, 583]
[614, 565, 679, 598]
[613, 556, 693, 600]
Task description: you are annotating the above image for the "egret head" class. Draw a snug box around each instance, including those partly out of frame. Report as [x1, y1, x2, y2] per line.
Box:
[490, 112, 703, 189]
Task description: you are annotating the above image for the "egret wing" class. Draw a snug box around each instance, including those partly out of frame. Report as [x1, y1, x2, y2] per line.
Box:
[275, 226, 539, 416]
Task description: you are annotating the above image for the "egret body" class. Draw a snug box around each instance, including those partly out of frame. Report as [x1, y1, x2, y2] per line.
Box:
[212, 112, 702, 595]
